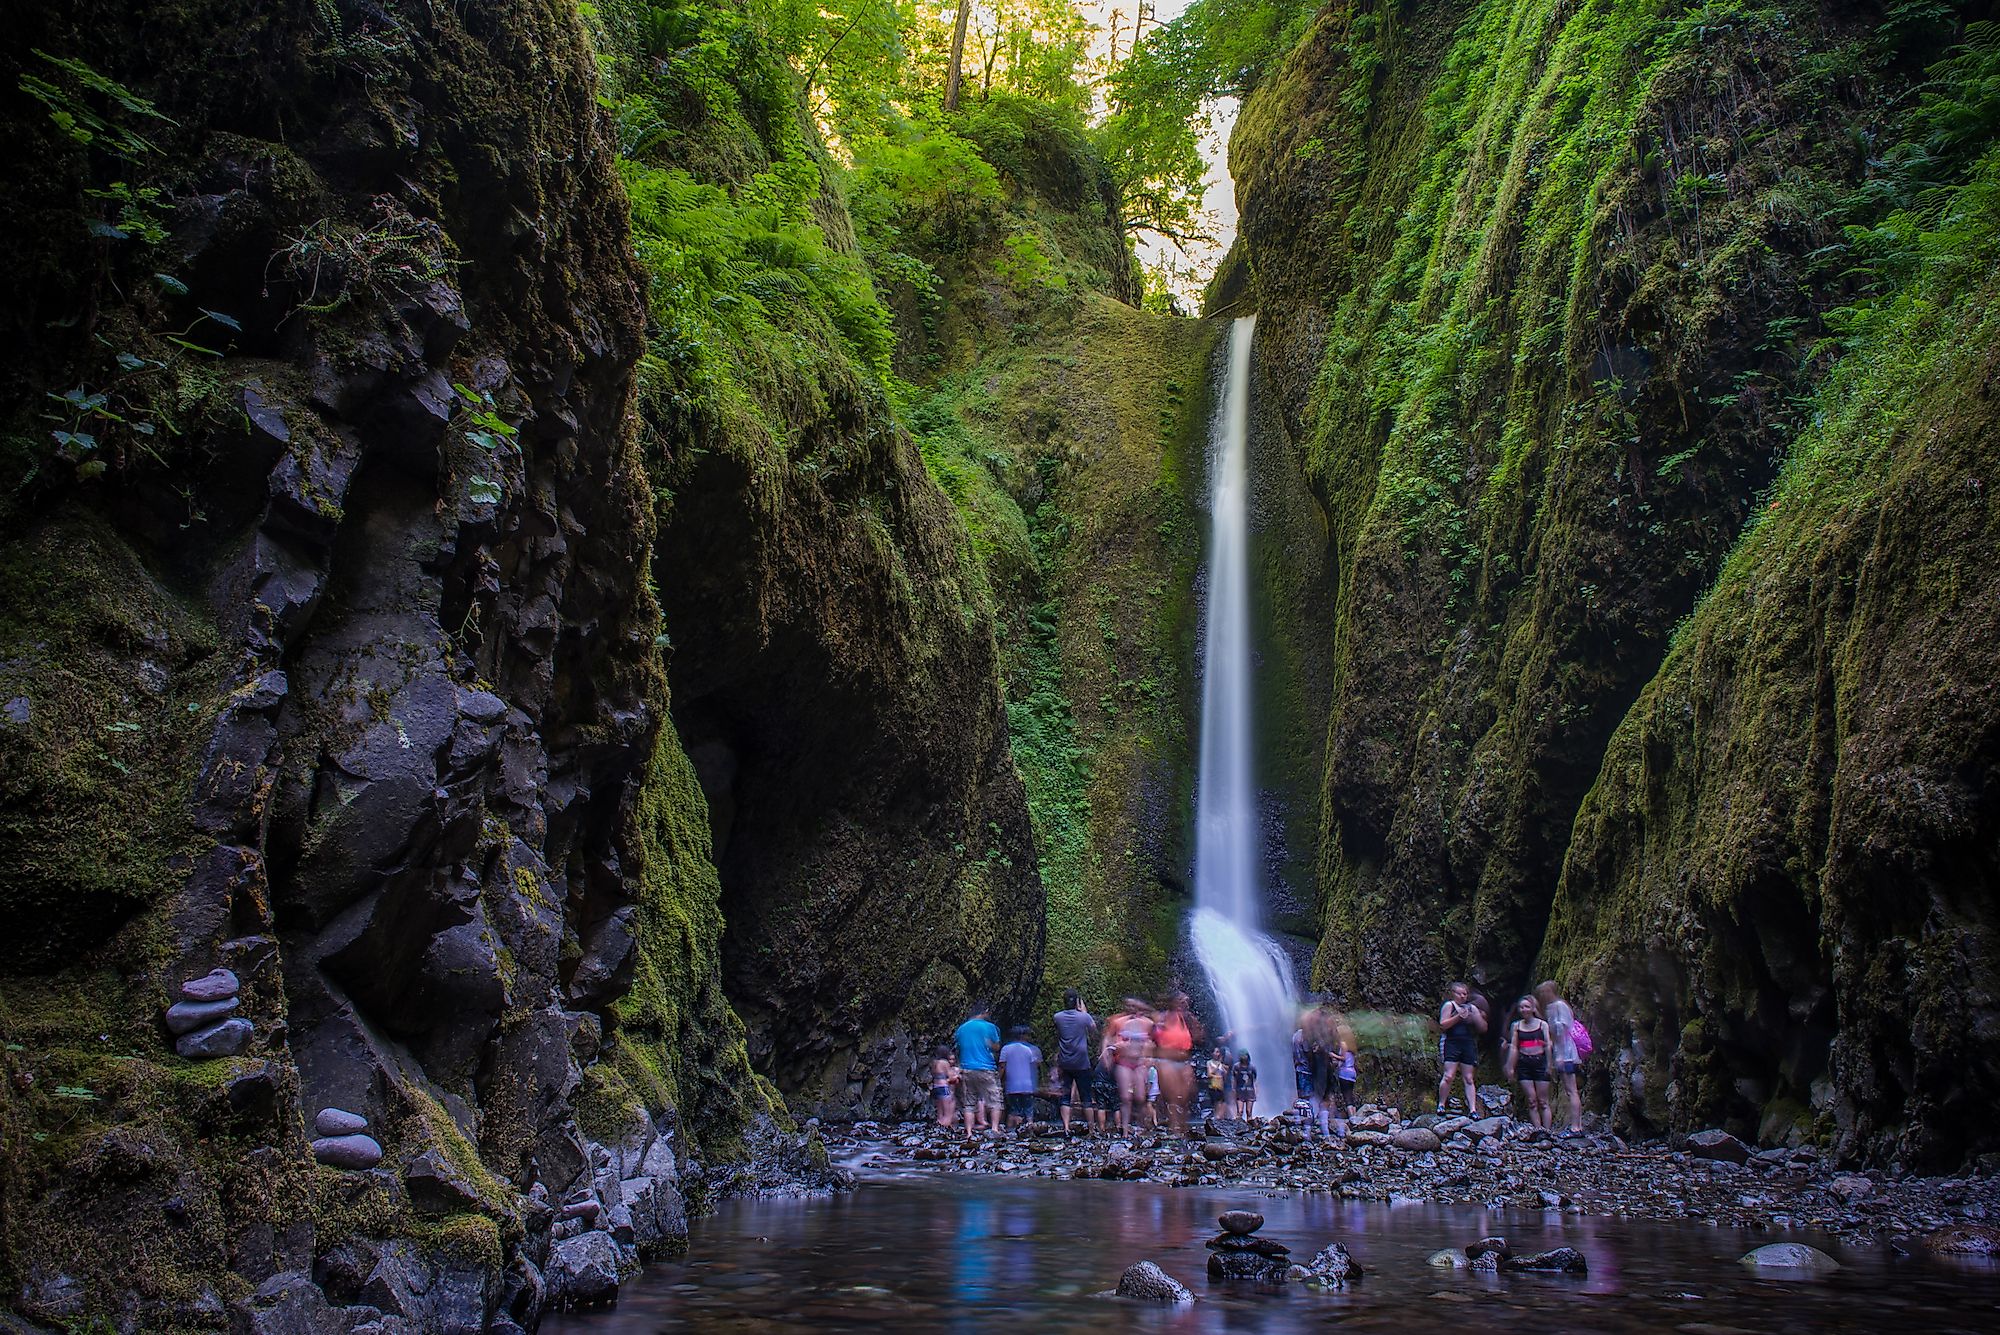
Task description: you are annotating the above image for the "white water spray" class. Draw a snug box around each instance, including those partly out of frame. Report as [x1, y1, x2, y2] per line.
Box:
[1191, 315, 1297, 1118]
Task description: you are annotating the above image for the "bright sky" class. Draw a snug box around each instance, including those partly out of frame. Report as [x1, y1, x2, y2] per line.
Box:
[1079, 0, 1239, 304]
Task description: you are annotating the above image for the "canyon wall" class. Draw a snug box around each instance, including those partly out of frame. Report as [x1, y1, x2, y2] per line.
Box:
[1228, 0, 1999, 1164]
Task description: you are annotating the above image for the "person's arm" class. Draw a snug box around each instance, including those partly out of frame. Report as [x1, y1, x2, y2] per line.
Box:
[1441, 1003, 1460, 1030]
[1471, 1006, 1488, 1034]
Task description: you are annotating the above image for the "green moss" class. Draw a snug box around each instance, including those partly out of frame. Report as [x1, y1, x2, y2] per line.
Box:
[613, 720, 761, 1152]
[0, 506, 223, 971]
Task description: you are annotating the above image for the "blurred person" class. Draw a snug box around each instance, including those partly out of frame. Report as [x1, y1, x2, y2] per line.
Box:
[1536, 980, 1583, 1134]
[930, 1045, 958, 1129]
[1151, 992, 1201, 1135]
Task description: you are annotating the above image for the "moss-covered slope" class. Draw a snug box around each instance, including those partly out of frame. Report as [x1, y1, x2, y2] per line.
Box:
[1229, 0, 1999, 1161]
[1546, 162, 2000, 1166]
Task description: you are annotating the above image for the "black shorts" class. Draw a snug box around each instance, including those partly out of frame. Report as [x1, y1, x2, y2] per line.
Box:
[1516, 1055, 1550, 1084]
[1309, 1052, 1334, 1099]
[1006, 1092, 1036, 1119]
[1092, 1070, 1118, 1110]
[1442, 1031, 1479, 1065]
[1336, 1077, 1356, 1106]
[1057, 1067, 1092, 1107]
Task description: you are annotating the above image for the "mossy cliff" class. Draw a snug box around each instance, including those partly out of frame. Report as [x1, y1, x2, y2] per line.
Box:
[1227, 0, 1999, 1162]
[0, 0, 1044, 1323]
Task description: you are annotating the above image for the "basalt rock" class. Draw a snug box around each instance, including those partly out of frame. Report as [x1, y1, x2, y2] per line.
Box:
[1115, 1261, 1194, 1303]
[1740, 1243, 1840, 1273]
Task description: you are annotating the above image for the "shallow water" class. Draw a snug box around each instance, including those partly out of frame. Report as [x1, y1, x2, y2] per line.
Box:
[541, 1161, 2000, 1334]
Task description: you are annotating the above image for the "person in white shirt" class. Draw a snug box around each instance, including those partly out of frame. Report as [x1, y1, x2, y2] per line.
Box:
[1536, 980, 1583, 1134]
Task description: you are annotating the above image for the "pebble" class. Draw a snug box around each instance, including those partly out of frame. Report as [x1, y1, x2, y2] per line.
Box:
[311, 1134, 384, 1170]
[179, 969, 240, 1003]
[165, 997, 240, 1035]
[314, 1107, 369, 1136]
[174, 1018, 252, 1059]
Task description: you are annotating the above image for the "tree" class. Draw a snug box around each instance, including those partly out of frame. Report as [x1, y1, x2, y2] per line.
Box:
[945, 0, 972, 110]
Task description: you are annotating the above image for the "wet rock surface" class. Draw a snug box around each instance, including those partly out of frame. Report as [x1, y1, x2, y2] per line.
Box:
[835, 1109, 2000, 1245]
[1113, 1260, 1193, 1302]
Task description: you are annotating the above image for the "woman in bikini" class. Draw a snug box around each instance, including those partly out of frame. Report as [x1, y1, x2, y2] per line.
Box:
[1103, 999, 1156, 1136]
[1150, 992, 1201, 1136]
[1504, 995, 1554, 1130]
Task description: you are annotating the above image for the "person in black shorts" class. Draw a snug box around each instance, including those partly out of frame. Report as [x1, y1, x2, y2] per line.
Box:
[1436, 981, 1486, 1116]
[1503, 995, 1554, 1130]
[1090, 1058, 1118, 1133]
[1051, 989, 1100, 1134]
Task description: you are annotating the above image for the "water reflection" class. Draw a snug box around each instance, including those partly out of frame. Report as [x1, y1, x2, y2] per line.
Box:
[542, 1170, 2000, 1334]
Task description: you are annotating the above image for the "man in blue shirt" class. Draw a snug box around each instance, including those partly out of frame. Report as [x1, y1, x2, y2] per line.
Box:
[953, 1004, 1002, 1136]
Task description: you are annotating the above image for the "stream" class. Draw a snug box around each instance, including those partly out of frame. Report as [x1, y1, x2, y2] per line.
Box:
[541, 1160, 2000, 1333]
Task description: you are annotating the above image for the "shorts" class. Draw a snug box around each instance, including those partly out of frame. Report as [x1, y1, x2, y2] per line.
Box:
[960, 1068, 1001, 1111]
[1336, 1077, 1356, 1107]
[1092, 1069, 1118, 1111]
[1309, 1053, 1334, 1099]
[1556, 1059, 1579, 1076]
[1057, 1067, 1092, 1107]
[1005, 1092, 1036, 1120]
[1516, 1055, 1550, 1084]
[932, 1085, 952, 1103]
[1442, 1031, 1479, 1065]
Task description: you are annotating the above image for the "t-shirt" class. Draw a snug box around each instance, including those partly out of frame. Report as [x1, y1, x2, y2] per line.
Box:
[1547, 999, 1578, 1064]
[1233, 1062, 1256, 1094]
[1052, 1008, 1099, 1071]
[955, 1017, 1001, 1072]
[1338, 1051, 1357, 1081]
[1000, 1041, 1042, 1095]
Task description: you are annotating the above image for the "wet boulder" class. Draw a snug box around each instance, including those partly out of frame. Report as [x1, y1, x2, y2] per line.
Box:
[546, 1231, 622, 1310]
[1115, 1261, 1193, 1302]
[1502, 1247, 1588, 1275]
[1740, 1243, 1840, 1272]
[313, 1134, 385, 1171]
[1925, 1224, 2000, 1256]
[1294, 1242, 1361, 1289]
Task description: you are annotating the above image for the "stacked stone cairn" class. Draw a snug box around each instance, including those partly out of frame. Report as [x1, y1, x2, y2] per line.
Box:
[1206, 1211, 1290, 1282]
[165, 968, 252, 1059]
[311, 1107, 384, 1170]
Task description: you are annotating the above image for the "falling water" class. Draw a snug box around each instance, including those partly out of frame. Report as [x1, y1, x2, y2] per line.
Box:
[1190, 315, 1297, 1118]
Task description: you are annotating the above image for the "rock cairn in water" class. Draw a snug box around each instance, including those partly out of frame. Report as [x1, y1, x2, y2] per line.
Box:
[310, 1107, 383, 1170]
[1206, 1210, 1290, 1282]
[166, 968, 252, 1059]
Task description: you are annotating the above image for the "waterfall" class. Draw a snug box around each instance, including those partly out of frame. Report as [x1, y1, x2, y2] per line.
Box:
[1190, 314, 1297, 1118]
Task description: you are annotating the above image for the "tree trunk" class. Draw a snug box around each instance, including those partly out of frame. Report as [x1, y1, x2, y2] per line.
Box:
[945, 0, 971, 110]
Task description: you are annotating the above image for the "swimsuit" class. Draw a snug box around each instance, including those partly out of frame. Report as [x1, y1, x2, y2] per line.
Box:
[1514, 1021, 1550, 1082]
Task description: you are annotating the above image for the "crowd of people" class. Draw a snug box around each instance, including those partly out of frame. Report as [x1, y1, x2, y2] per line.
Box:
[930, 977, 1590, 1139]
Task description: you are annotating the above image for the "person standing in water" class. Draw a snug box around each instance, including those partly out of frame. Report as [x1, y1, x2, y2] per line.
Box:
[1150, 992, 1201, 1135]
[1229, 1050, 1258, 1120]
[1299, 1000, 1337, 1138]
[954, 1003, 1002, 1137]
[1504, 994, 1554, 1130]
[930, 1045, 959, 1129]
[1103, 999, 1155, 1136]
[1536, 980, 1583, 1134]
[1051, 989, 1099, 1135]
[999, 1025, 1042, 1130]
[1437, 981, 1486, 1117]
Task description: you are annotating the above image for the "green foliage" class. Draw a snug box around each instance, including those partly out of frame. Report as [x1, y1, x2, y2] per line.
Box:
[18, 50, 175, 160]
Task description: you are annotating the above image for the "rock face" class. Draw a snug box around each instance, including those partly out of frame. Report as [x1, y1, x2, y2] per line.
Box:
[0, 0, 1039, 1322]
[1227, 0, 2000, 1163]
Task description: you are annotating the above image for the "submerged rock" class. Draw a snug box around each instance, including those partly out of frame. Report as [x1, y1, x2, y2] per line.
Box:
[1740, 1243, 1839, 1272]
[1115, 1261, 1193, 1302]
[1296, 1242, 1361, 1288]
[1427, 1248, 1470, 1269]
[1502, 1247, 1587, 1274]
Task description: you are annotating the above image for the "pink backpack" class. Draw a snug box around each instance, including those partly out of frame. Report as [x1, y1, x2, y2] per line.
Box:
[1570, 1015, 1594, 1058]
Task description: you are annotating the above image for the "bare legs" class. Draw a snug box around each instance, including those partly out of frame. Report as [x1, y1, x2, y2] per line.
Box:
[1438, 1061, 1479, 1116]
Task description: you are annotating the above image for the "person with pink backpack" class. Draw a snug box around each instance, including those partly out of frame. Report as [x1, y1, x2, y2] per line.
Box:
[1536, 980, 1588, 1134]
